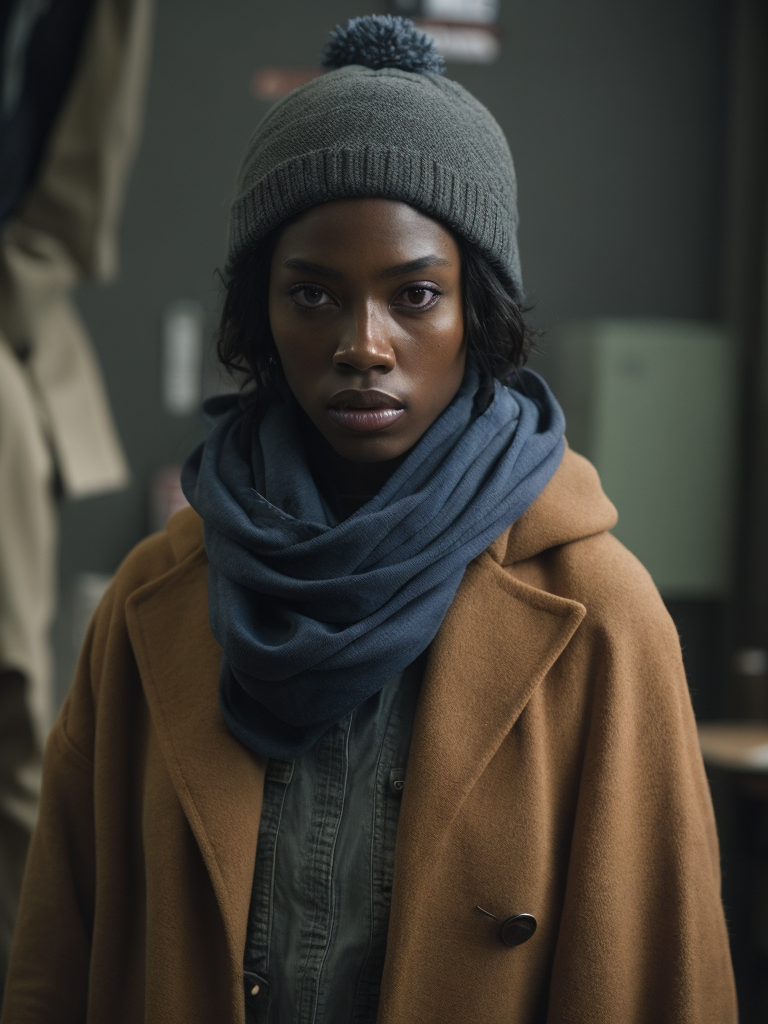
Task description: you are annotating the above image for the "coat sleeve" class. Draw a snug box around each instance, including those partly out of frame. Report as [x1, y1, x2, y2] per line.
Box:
[545, 536, 737, 1023]
[0, 621, 100, 1023]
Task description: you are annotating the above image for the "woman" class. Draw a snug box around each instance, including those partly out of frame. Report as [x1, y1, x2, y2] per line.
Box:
[1, 15, 737, 1024]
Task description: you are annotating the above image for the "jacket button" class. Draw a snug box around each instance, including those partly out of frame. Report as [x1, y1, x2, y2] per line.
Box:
[243, 970, 269, 1002]
[500, 913, 537, 947]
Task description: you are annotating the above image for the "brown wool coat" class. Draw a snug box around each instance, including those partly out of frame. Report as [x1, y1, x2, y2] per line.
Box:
[1, 449, 737, 1024]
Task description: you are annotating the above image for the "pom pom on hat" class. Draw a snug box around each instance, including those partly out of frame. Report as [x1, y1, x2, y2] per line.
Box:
[322, 14, 446, 76]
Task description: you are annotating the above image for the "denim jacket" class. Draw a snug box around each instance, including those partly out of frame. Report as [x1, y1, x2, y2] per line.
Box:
[244, 660, 423, 1024]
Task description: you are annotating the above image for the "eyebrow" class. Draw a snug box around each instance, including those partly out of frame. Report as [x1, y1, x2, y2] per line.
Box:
[282, 258, 343, 279]
[381, 255, 452, 278]
[281, 254, 453, 280]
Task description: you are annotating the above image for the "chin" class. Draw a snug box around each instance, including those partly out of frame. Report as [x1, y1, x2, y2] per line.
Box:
[324, 431, 412, 465]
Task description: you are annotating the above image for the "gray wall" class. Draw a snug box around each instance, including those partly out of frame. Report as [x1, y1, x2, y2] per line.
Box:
[53, 0, 730, 696]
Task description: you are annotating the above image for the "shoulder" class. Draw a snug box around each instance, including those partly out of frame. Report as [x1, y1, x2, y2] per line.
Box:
[528, 528, 671, 626]
[505, 445, 675, 634]
[89, 504, 207, 661]
[59, 507, 208, 754]
[512, 533, 686, 727]
[494, 488, 694, 787]
[112, 505, 206, 595]
[499, 447, 681, 669]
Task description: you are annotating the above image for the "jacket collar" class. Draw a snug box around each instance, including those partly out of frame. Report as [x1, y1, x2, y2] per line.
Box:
[126, 515, 586, 979]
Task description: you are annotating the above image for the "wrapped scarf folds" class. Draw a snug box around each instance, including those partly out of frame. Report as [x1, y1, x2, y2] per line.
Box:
[182, 364, 565, 758]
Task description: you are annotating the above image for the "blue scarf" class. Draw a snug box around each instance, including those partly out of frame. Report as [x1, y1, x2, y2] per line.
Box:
[181, 364, 565, 758]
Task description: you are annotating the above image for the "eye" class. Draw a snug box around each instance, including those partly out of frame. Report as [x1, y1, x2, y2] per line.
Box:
[392, 284, 441, 310]
[289, 285, 334, 309]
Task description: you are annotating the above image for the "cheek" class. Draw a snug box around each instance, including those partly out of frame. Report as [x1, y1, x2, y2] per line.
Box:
[437, 347, 467, 407]
[268, 292, 300, 362]
[435, 293, 465, 360]
[274, 343, 325, 408]
[269, 316, 325, 391]
[410, 344, 466, 432]
[423, 307, 466, 393]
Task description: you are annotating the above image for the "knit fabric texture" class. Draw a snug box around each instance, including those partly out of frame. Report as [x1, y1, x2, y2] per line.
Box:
[228, 63, 522, 292]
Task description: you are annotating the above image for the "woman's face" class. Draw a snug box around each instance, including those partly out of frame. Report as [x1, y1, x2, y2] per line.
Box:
[268, 198, 466, 466]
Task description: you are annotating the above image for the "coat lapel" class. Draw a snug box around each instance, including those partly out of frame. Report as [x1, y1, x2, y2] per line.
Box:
[125, 546, 266, 967]
[385, 545, 586, 943]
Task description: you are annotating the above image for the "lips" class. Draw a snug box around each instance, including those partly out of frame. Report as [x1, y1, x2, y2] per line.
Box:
[327, 389, 405, 433]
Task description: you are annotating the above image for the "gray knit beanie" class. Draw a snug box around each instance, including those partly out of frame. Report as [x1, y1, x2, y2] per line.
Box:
[229, 15, 522, 293]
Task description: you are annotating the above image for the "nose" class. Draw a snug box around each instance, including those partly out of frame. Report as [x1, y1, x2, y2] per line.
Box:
[332, 305, 395, 372]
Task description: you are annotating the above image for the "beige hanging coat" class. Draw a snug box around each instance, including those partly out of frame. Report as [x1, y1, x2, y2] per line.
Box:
[0, 448, 738, 1023]
[0, 0, 154, 499]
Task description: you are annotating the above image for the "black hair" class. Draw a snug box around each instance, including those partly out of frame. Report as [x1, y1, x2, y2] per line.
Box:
[216, 225, 537, 411]
[456, 237, 538, 408]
